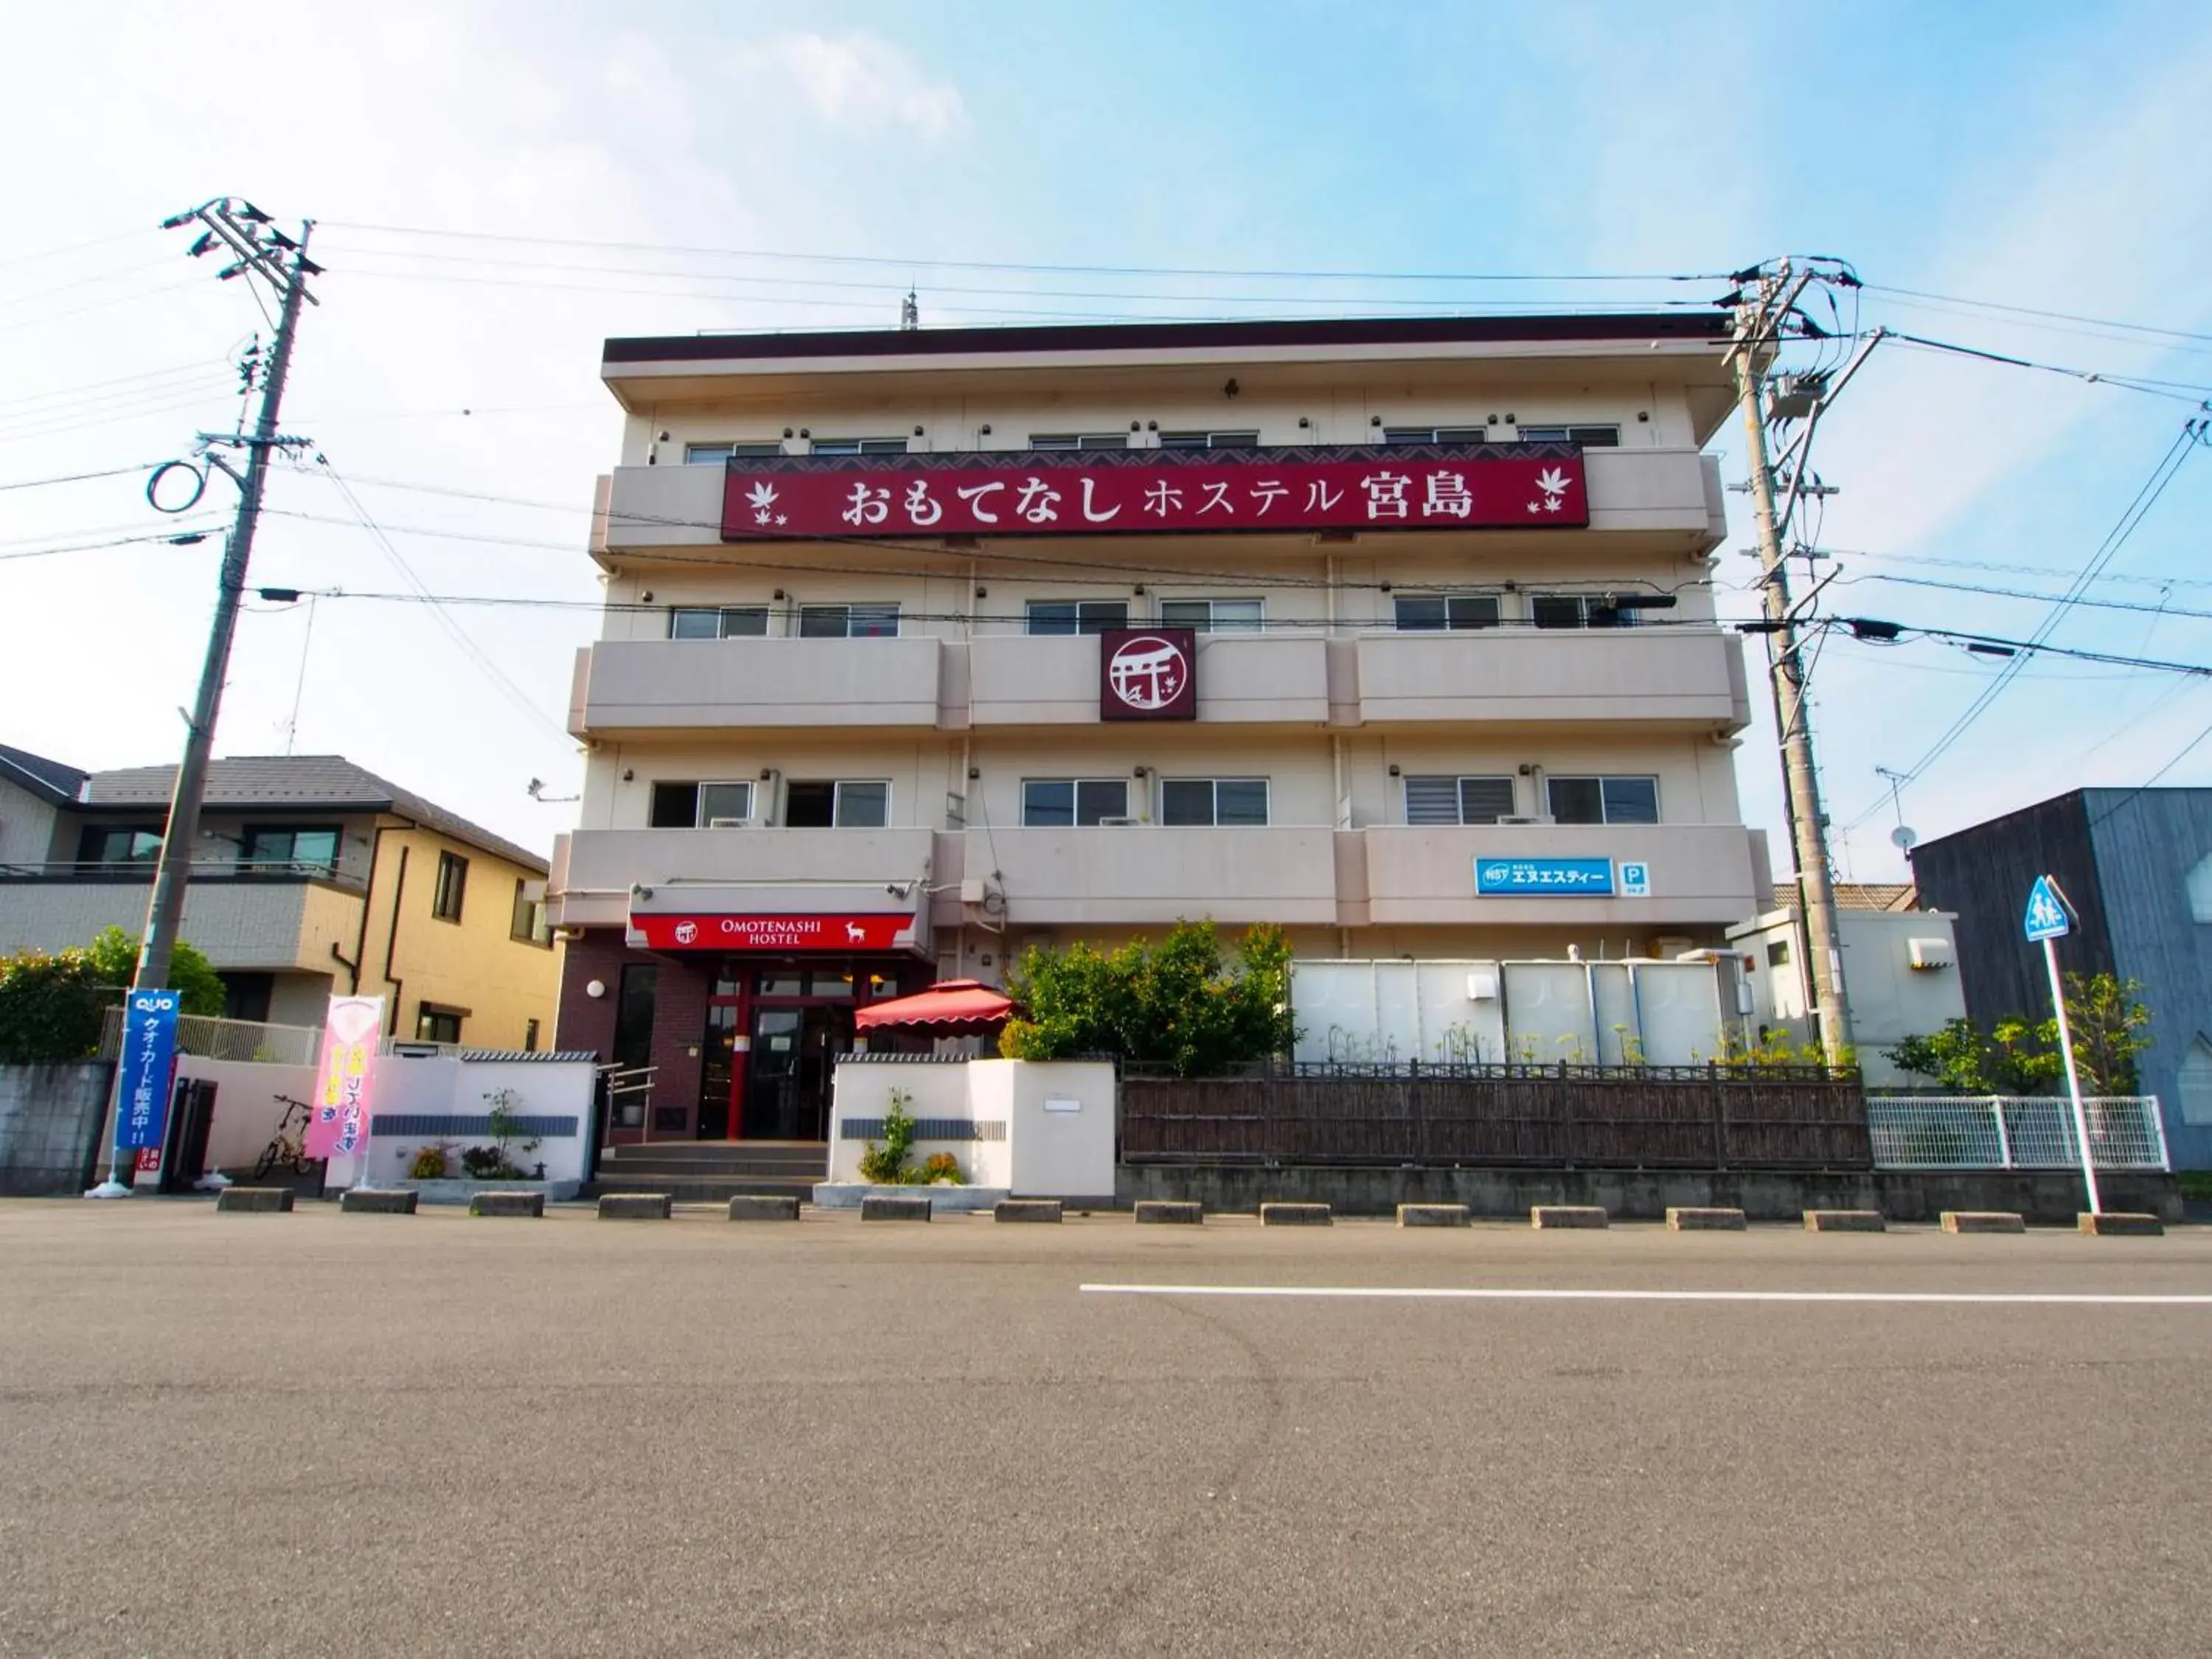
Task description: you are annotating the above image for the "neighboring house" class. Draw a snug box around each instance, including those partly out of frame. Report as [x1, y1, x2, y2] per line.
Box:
[1910, 787, 2212, 1168]
[1727, 883, 1966, 1086]
[548, 309, 1772, 1143]
[0, 749, 561, 1051]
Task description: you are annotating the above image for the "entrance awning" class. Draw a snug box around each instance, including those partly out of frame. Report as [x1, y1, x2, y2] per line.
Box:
[626, 882, 928, 956]
[853, 979, 1015, 1034]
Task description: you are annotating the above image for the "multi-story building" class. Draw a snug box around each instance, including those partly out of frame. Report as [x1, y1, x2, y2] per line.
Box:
[0, 748, 562, 1049]
[549, 313, 1772, 1141]
[1910, 786, 2212, 1167]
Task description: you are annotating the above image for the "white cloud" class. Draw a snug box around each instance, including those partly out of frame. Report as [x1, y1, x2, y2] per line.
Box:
[731, 31, 966, 141]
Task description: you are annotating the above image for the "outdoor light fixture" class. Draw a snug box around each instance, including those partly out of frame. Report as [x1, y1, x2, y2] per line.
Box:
[585, 980, 606, 999]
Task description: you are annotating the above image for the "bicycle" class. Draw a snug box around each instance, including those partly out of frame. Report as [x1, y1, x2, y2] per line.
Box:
[253, 1093, 325, 1180]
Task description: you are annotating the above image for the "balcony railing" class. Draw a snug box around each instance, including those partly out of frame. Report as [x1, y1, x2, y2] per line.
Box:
[0, 858, 364, 889]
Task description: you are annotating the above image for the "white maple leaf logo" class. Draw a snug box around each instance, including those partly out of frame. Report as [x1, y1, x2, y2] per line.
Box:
[745, 481, 779, 524]
[1534, 467, 1569, 498]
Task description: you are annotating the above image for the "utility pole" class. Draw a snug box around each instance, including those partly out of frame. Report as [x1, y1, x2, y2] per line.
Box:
[91, 201, 319, 1195]
[1730, 265, 1856, 1065]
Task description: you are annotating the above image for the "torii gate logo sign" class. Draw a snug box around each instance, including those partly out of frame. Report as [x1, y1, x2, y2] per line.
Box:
[1100, 627, 1197, 720]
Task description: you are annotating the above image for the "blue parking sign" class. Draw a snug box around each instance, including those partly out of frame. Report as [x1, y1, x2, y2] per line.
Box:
[116, 990, 180, 1150]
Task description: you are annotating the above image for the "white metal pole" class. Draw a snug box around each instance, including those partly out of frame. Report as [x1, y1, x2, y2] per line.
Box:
[1990, 1096, 2013, 1171]
[2044, 935, 2101, 1215]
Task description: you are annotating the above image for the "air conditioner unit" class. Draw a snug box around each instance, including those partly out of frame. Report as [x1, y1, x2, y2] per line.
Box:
[1097, 816, 1141, 827]
[1497, 814, 1555, 827]
[959, 877, 988, 905]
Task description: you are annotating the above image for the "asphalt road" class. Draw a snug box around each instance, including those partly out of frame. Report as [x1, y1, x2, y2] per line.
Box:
[1, 1201, 2207, 1658]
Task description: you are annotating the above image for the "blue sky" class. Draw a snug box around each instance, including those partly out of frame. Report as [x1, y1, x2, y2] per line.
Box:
[3, 0, 2208, 877]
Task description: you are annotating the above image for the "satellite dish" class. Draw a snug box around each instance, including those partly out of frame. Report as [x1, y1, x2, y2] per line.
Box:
[1891, 824, 1919, 851]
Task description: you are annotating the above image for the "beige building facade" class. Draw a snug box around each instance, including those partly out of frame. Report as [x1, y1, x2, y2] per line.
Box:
[0, 750, 562, 1049]
[548, 313, 1772, 1142]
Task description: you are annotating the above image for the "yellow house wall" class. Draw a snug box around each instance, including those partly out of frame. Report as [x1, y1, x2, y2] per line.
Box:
[350, 822, 563, 1050]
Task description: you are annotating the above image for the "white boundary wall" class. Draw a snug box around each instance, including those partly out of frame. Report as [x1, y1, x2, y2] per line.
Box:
[1293, 957, 1742, 1068]
[827, 1058, 1116, 1198]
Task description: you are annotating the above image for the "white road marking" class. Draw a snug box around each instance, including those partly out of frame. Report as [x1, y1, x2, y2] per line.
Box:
[1079, 1284, 2212, 1306]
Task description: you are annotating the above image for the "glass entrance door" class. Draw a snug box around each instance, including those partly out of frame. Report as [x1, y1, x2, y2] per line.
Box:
[698, 1004, 740, 1138]
[743, 1005, 849, 1140]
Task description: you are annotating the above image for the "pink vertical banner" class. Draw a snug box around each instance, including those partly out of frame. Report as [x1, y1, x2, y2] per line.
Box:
[305, 995, 385, 1161]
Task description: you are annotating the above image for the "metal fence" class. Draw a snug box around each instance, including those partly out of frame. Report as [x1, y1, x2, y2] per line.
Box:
[1865, 1095, 2169, 1172]
[1120, 1068, 1871, 1169]
[94, 1009, 473, 1068]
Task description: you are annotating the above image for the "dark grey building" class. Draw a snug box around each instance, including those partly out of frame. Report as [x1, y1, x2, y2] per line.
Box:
[1909, 787, 2212, 1168]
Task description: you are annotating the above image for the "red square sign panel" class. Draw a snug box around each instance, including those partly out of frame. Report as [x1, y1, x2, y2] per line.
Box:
[1099, 627, 1197, 721]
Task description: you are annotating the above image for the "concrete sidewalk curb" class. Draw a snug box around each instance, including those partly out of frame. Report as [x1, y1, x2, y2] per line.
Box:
[215, 1187, 294, 1213]
[728, 1195, 801, 1222]
[470, 1192, 544, 1218]
[340, 1189, 418, 1215]
[1941, 1210, 2025, 1234]
[1666, 1206, 1747, 1231]
[1397, 1203, 1471, 1228]
[1134, 1200, 1203, 1225]
[1804, 1209, 1885, 1232]
[995, 1200, 1063, 1223]
[1531, 1205, 1609, 1229]
[597, 1193, 672, 1220]
[2079, 1211, 2164, 1237]
[861, 1194, 931, 1222]
[1261, 1203, 1332, 1227]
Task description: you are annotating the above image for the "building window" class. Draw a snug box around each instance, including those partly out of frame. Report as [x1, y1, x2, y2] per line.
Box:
[1026, 599, 1129, 636]
[1161, 778, 1270, 827]
[237, 825, 340, 873]
[1394, 594, 1500, 631]
[1546, 776, 1660, 826]
[1159, 598, 1264, 633]
[648, 782, 754, 830]
[509, 878, 553, 946]
[1022, 778, 1132, 827]
[524, 1018, 541, 1053]
[1029, 432, 1130, 450]
[1516, 424, 1619, 447]
[416, 1005, 463, 1044]
[1381, 426, 1491, 445]
[669, 606, 769, 639]
[77, 825, 162, 866]
[1767, 939, 1791, 968]
[784, 779, 890, 829]
[684, 442, 784, 465]
[220, 972, 274, 1023]
[809, 437, 909, 455]
[1531, 594, 1636, 630]
[431, 850, 468, 922]
[1158, 430, 1260, 449]
[1402, 776, 1517, 826]
[797, 602, 900, 639]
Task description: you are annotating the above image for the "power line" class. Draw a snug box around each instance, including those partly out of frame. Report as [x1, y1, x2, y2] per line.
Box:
[324, 222, 1731, 285]
[1837, 420, 2208, 835]
[1861, 283, 2212, 349]
[1846, 570, 2212, 623]
[0, 462, 170, 493]
[0, 525, 226, 562]
[1881, 332, 2212, 406]
[308, 458, 571, 740]
[323, 243, 1725, 315]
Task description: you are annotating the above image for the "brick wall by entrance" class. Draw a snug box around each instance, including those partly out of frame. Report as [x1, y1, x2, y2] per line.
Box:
[555, 928, 708, 1133]
[554, 928, 626, 1059]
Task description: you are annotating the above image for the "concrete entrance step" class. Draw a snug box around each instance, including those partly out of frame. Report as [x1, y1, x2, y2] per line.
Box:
[597, 1141, 827, 1180]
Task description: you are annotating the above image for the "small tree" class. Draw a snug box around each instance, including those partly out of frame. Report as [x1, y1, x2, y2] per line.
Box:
[1000, 919, 1295, 1076]
[86, 926, 226, 1018]
[2060, 972, 2151, 1096]
[1887, 973, 2147, 1096]
[0, 951, 116, 1062]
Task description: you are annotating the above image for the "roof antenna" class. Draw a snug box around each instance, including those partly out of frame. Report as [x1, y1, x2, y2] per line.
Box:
[901, 286, 919, 331]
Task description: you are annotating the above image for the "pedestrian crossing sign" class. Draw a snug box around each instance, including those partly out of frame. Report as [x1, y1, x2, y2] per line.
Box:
[2023, 874, 2073, 942]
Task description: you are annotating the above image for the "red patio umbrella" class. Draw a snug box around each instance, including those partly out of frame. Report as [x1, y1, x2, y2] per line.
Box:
[854, 979, 1017, 1036]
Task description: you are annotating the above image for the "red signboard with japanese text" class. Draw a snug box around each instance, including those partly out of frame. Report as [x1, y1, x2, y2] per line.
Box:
[630, 912, 913, 953]
[719, 444, 1588, 540]
[1099, 627, 1197, 721]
